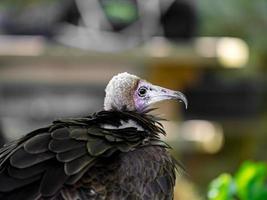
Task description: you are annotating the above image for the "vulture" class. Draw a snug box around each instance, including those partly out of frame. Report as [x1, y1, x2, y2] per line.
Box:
[0, 72, 187, 200]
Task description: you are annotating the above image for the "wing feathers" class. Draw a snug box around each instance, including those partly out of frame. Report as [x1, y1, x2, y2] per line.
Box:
[0, 171, 40, 192]
[86, 137, 112, 156]
[56, 147, 87, 162]
[24, 133, 50, 154]
[70, 128, 89, 141]
[10, 148, 54, 168]
[0, 110, 171, 199]
[51, 127, 70, 140]
[40, 162, 68, 197]
[48, 139, 85, 153]
[65, 164, 92, 185]
[7, 162, 46, 179]
[64, 154, 94, 175]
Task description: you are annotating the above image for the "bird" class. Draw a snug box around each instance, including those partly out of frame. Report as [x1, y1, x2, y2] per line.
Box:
[0, 72, 187, 200]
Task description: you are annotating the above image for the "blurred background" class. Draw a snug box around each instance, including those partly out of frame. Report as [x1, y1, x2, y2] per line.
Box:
[0, 0, 266, 199]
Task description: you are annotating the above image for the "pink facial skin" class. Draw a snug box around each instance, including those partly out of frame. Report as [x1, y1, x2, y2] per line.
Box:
[133, 80, 188, 112]
[133, 81, 150, 112]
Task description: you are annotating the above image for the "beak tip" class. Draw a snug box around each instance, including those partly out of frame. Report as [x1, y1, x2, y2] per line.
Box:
[176, 92, 188, 110]
[181, 99, 188, 109]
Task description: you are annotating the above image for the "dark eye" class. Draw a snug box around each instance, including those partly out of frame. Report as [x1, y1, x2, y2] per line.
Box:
[138, 87, 147, 97]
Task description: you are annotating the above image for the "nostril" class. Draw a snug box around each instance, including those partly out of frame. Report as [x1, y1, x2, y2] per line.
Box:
[161, 89, 167, 93]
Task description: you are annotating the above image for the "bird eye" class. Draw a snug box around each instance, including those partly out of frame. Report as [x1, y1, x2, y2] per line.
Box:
[138, 87, 147, 97]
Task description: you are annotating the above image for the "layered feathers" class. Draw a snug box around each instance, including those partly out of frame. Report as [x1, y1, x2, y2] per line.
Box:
[0, 110, 177, 200]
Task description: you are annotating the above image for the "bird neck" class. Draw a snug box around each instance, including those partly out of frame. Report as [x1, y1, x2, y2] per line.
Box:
[95, 109, 166, 137]
[103, 95, 136, 112]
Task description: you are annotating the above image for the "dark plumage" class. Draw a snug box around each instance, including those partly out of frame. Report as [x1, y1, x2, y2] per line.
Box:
[0, 72, 187, 200]
[0, 110, 176, 200]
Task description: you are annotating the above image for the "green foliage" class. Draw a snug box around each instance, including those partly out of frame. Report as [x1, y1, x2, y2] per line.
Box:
[208, 173, 236, 200]
[208, 161, 267, 200]
[102, 0, 138, 23]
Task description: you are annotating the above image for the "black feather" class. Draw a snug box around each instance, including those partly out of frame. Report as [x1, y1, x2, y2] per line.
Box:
[86, 137, 112, 156]
[0, 181, 40, 200]
[65, 164, 92, 185]
[56, 147, 87, 162]
[24, 133, 50, 154]
[7, 162, 46, 179]
[0, 171, 40, 192]
[48, 139, 85, 153]
[10, 148, 54, 168]
[64, 154, 94, 175]
[0, 109, 178, 200]
[40, 161, 68, 197]
[156, 176, 172, 194]
[51, 127, 70, 140]
[70, 128, 89, 141]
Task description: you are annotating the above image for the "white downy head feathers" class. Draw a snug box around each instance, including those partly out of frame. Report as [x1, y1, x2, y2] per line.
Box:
[104, 72, 140, 111]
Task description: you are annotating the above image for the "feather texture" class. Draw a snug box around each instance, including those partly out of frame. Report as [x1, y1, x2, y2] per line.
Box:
[0, 109, 177, 200]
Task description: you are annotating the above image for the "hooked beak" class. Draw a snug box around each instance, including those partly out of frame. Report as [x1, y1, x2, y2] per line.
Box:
[148, 84, 188, 109]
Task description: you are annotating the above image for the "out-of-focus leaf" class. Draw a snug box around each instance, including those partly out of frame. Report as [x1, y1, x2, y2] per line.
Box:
[235, 161, 267, 200]
[208, 161, 267, 200]
[208, 173, 236, 200]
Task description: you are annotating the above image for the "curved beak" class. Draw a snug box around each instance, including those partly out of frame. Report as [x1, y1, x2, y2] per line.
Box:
[148, 84, 188, 109]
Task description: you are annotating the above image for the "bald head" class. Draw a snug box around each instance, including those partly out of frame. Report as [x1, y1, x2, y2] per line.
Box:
[104, 72, 188, 112]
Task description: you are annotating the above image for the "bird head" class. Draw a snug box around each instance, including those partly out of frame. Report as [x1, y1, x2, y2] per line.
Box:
[104, 72, 188, 112]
